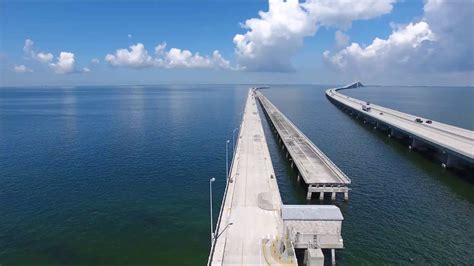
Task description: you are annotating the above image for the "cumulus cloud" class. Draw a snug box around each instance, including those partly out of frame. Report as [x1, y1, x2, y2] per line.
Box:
[91, 58, 100, 64]
[105, 43, 155, 68]
[105, 42, 233, 69]
[20, 39, 84, 74]
[23, 39, 53, 63]
[324, 22, 436, 71]
[324, 0, 474, 76]
[422, 0, 474, 72]
[82, 67, 91, 73]
[233, 0, 396, 71]
[34, 52, 54, 63]
[49, 52, 76, 74]
[303, 0, 396, 29]
[13, 64, 33, 73]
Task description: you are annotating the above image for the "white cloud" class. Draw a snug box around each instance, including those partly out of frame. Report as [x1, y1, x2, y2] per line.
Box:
[105, 42, 233, 69]
[23, 39, 34, 54]
[34, 52, 54, 63]
[154, 42, 167, 55]
[335, 30, 349, 48]
[23, 39, 53, 63]
[422, 0, 474, 71]
[91, 58, 100, 64]
[13, 64, 33, 73]
[105, 43, 155, 68]
[233, 0, 396, 71]
[303, 0, 396, 29]
[161, 48, 231, 69]
[49, 52, 76, 74]
[324, 21, 435, 70]
[324, 0, 474, 77]
[82, 67, 91, 73]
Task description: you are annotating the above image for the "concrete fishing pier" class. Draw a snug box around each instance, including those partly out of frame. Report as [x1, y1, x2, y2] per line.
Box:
[208, 89, 346, 266]
[326, 83, 474, 169]
[256, 91, 351, 200]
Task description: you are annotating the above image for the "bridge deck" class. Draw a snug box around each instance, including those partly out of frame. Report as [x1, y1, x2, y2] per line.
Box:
[209, 90, 291, 265]
[256, 91, 350, 199]
[326, 88, 474, 162]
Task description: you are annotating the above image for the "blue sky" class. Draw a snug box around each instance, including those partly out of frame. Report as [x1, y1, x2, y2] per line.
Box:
[1, 0, 472, 86]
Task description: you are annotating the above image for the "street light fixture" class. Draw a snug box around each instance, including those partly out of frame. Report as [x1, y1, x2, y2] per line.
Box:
[232, 127, 238, 154]
[209, 177, 216, 244]
[226, 140, 230, 178]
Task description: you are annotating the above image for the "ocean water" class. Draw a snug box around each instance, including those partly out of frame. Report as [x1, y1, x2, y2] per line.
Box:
[1, 85, 473, 265]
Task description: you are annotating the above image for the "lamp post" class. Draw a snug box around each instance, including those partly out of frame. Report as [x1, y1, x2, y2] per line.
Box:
[226, 140, 230, 178]
[232, 127, 238, 154]
[209, 177, 216, 244]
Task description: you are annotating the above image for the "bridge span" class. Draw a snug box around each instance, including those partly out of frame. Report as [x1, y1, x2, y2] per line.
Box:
[256, 91, 351, 201]
[326, 83, 474, 169]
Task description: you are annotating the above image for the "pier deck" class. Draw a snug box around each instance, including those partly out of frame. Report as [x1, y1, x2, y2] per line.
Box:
[326, 85, 474, 166]
[256, 91, 351, 200]
[209, 90, 294, 265]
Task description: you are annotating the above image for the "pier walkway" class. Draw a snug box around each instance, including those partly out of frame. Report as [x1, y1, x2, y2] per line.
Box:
[209, 89, 346, 265]
[256, 91, 351, 200]
[326, 84, 474, 167]
[209, 90, 295, 265]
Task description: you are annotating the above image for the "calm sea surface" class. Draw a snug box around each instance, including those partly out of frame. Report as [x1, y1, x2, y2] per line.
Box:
[1, 85, 473, 265]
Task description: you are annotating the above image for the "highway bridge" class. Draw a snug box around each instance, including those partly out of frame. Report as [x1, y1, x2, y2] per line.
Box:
[326, 83, 474, 169]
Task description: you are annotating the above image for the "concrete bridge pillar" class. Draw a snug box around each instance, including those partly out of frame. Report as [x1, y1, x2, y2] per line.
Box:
[388, 128, 394, 138]
[297, 174, 301, 182]
[442, 153, 453, 168]
[331, 249, 336, 266]
[344, 192, 349, 201]
[409, 138, 417, 150]
[331, 192, 336, 201]
[319, 192, 324, 201]
[307, 190, 312, 200]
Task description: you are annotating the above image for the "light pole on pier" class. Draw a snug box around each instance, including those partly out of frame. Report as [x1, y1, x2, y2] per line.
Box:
[232, 127, 238, 154]
[209, 177, 216, 244]
[226, 140, 230, 178]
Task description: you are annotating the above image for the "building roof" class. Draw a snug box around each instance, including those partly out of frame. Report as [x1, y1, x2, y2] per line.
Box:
[281, 205, 344, 221]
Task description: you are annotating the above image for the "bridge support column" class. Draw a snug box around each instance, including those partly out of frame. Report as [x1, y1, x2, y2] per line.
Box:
[331, 192, 336, 201]
[319, 192, 324, 201]
[409, 138, 416, 150]
[442, 153, 453, 168]
[291, 161, 294, 168]
[344, 191, 349, 201]
[297, 174, 301, 182]
[388, 128, 393, 138]
[307, 190, 312, 200]
[331, 249, 336, 266]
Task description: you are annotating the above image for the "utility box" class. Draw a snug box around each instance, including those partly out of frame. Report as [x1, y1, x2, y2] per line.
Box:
[304, 248, 324, 266]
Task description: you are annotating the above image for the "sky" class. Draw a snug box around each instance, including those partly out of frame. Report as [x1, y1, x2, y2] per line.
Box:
[1, 0, 473, 86]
